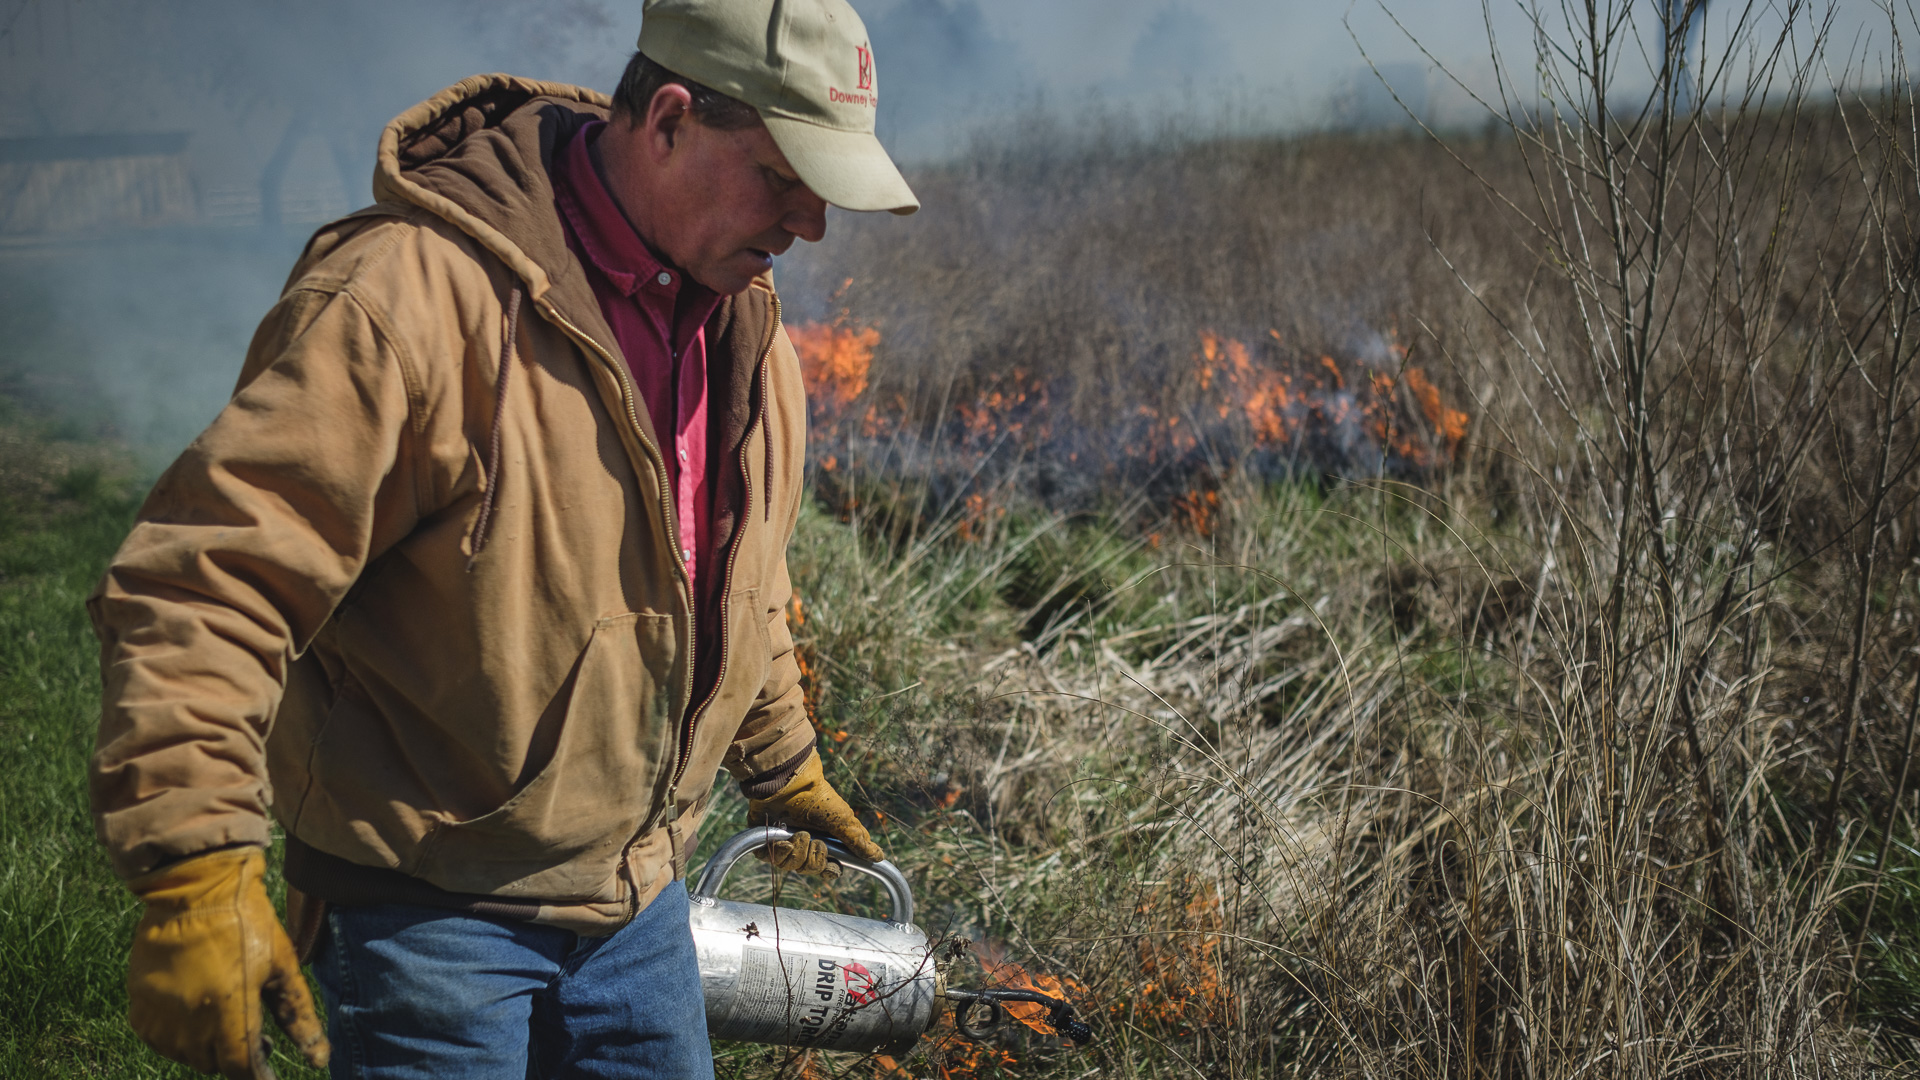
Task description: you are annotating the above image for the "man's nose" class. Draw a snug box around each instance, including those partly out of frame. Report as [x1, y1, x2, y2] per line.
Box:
[784, 188, 828, 243]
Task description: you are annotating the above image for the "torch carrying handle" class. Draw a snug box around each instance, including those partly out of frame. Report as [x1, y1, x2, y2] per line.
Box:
[689, 826, 916, 927]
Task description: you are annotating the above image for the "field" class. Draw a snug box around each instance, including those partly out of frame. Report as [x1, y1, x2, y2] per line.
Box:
[8, 5, 1920, 1077]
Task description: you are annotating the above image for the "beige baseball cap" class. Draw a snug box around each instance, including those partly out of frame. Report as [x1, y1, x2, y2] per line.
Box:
[637, 0, 918, 215]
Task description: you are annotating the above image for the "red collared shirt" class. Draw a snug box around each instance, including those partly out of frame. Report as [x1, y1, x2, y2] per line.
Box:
[551, 120, 722, 600]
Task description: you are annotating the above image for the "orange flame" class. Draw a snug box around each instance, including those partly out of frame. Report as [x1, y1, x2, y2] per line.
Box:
[955, 492, 1009, 543]
[1171, 488, 1220, 537]
[872, 1012, 1017, 1079]
[1131, 880, 1229, 1033]
[798, 300, 1472, 541]
[1192, 330, 1468, 468]
[974, 943, 1089, 1039]
[1199, 330, 1296, 445]
[789, 321, 878, 418]
[1407, 367, 1469, 447]
[872, 949, 1088, 1079]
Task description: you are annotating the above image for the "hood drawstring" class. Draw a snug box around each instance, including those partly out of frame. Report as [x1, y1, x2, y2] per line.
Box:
[764, 306, 779, 522]
[468, 287, 522, 569]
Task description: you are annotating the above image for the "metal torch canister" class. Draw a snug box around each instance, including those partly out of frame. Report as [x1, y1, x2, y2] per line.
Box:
[688, 826, 941, 1057]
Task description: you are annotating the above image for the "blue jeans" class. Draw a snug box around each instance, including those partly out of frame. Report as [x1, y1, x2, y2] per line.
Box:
[313, 880, 713, 1080]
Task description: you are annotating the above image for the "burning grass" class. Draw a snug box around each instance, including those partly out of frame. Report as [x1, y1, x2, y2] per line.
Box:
[791, 315, 1476, 549]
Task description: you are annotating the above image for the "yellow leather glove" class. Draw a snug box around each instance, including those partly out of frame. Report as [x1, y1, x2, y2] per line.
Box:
[747, 750, 885, 880]
[126, 847, 330, 1080]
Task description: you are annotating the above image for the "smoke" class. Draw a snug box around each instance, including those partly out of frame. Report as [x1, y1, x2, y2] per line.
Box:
[0, 0, 623, 455]
[0, 0, 1900, 458]
[867, 0, 1023, 159]
[1127, 5, 1230, 87]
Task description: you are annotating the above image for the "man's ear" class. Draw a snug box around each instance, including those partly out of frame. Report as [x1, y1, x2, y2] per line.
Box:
[644, 84, 696, 159]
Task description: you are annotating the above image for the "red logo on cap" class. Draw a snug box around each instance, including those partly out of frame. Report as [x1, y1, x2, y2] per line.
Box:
[856, 44, 874, 91]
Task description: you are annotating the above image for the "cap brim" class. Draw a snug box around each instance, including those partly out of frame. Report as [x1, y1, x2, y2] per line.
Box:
[762, 115, 918, 215]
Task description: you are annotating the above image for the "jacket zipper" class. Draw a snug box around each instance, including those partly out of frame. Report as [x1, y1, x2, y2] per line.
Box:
[664, 293, 780, 810]
[532, 298, 689, 921]
[536, 301, 689, 594]
[537, 290, 780, 911]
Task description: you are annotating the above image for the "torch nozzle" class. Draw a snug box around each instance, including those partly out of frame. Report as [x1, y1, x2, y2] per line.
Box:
[943, 987, 1094, 1045]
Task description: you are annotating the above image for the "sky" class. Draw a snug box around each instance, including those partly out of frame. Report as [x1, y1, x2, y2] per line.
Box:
[4, 0, 1898, 180]
[0, 0, 1450, 177]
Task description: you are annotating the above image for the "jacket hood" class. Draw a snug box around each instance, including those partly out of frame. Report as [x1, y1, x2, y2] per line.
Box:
[375, 73, 609, 308]
[370, 75, 778, 454]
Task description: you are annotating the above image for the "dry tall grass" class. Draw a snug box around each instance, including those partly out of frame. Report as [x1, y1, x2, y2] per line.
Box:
[720, 1, 1920, 1077]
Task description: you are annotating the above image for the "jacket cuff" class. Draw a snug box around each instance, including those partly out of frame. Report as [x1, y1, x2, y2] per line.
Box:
[739, 746, 816, 800]
[723, 694, 818, 782]
[102, 812, 275, 881]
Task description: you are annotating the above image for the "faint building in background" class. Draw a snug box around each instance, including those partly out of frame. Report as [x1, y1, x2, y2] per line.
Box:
[0, 122, 353, 241]
[200, 117, 356, 232]
[0, 134, 196, 239]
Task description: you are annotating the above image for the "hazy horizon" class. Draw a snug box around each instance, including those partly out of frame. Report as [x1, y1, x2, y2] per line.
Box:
[0, 0, 1905, 454]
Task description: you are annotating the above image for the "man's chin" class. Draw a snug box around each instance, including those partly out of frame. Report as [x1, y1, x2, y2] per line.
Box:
[738, 248, 776, 279]
[697, 254, 775, 295]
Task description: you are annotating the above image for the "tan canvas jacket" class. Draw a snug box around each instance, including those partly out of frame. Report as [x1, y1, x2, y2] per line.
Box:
[87, 74, 819, 933]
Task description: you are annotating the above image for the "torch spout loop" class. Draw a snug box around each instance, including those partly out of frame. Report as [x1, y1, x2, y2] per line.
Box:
[944, 987, 1094, 1046]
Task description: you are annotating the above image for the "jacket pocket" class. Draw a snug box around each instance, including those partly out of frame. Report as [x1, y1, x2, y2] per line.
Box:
[411, 612, 678, 900]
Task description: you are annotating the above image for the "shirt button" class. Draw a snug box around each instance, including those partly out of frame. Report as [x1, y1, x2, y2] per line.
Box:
[682, 547, 693, 562]
[678, 448, 688, 462]
[657, 271, 672, 286]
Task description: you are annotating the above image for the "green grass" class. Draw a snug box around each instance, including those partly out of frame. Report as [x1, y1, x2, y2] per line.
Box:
[0, 424, 332, 1078]
[0, 432, 169, 1074]
[1844, 829, 1920, 1039]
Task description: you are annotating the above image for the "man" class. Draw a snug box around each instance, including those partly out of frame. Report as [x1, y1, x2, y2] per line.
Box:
[86, 1, 915, 1076]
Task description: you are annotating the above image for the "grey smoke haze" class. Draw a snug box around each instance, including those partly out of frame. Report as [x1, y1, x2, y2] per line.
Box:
[3, 0, 1904, 200]
[0, 0, 1901, 456]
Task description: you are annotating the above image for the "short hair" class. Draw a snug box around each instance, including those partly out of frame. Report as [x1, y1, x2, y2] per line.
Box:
[611, 51, 761, 131]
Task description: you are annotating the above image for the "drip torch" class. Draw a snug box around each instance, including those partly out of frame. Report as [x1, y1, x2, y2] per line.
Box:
[689, 826, 1094, 1057]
